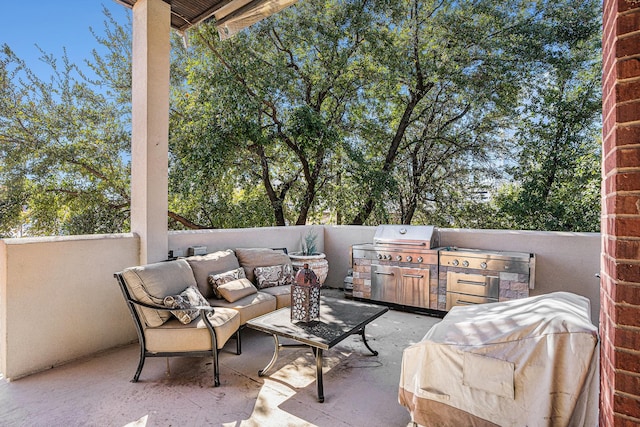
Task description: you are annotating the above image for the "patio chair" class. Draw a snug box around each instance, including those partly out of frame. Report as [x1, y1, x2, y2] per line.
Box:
[114, 259, 241, 387]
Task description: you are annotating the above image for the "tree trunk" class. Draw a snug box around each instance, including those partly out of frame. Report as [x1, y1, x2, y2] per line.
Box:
[403, 198, 417, 225]
[255, 145, 288, 226]
[349, 95, 422, 225]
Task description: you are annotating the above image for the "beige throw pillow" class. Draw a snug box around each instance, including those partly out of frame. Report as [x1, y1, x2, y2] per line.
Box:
[208, 267, 247, 299]
[217, 278, 257, 303]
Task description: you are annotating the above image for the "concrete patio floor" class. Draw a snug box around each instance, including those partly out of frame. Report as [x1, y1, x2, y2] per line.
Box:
[0, 290, 441, 427]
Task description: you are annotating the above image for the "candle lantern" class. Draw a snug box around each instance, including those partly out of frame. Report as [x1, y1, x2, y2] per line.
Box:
[291, 263, 321, 322]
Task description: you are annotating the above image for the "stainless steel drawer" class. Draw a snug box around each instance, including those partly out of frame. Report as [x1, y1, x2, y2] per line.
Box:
[446, 292, 498, 310]
[446, 271, 499, 299]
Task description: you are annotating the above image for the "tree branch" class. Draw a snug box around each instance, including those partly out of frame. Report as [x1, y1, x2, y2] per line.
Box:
[168, 211, 209, 229]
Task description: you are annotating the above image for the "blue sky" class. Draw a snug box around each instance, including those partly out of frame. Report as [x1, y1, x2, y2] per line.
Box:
[1, 1, 130, 80]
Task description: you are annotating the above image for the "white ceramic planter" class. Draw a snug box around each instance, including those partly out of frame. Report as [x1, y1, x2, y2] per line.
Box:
[289, 252, 329, 286]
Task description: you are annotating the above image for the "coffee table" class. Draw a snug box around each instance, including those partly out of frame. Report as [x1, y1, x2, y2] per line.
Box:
[246, 296, 389, 402]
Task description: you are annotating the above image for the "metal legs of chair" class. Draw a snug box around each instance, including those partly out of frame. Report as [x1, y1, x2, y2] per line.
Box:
[129, 329, 242, 387]
[132, 347, 146, 383]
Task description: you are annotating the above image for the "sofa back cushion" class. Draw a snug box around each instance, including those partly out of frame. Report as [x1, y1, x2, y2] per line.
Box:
[121, 259, 197, 327]
[186, 249, 241, 298]
[234, 248, 292, 284]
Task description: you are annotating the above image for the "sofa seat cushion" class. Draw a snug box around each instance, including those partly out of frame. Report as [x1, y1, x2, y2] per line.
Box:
[145, 307, 240, 352]
[259, 285, 292, 309]
[208, 291, 277, 325]
[122, 259, 198, 327]
[186, 250, 241, 298]
[234, 248, 292, 285]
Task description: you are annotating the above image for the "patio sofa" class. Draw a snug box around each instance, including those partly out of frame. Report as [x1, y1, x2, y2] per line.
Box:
[114, 247, 294, 386]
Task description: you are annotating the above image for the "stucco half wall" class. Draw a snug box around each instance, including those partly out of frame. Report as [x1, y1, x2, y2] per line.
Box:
[0, 234, 139, 380]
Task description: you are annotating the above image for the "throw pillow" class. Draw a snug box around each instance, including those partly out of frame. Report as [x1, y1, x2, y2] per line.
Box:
[208, 267, 247, 299]
[254, 264, 294, 289]
[234, 248, 293, 284]
[163, 286, 210, 324]
[217, 278, 258, 303]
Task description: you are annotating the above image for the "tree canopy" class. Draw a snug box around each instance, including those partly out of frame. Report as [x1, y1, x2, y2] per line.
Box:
[0, 23, 131, 236]
[0, 0, 602, 237]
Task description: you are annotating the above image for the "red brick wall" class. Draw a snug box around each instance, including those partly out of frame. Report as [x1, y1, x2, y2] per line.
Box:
[602, 1, 640, 425]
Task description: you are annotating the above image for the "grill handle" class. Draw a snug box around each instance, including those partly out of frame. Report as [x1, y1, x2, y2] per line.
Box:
[374, 271, 395, 276]
[456, 300, 479, 306]
[457, 279, 487, 287]
[375, 241, 427, 246]
[402, 274, 424, 279]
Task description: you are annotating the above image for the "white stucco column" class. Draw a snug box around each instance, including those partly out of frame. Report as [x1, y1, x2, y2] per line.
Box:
[131, 0, 170, 264]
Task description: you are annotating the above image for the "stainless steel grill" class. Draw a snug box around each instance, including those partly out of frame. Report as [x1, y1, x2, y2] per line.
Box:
[351, 225, 440, 312]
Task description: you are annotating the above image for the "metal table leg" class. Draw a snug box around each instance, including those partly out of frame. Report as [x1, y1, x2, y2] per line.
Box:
[358, 326, 379, 356]
[312, 347, 324, 402]
[258, 335, 310, 376]
[256, 329, 379, 403]
[258, 334, 280, 376]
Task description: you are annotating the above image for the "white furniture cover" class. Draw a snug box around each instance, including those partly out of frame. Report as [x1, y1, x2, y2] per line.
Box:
[399, 292, 599, 426]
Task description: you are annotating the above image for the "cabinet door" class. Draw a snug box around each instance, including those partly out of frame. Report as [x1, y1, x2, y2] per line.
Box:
[371, 264, 397, 304]
[399, 267, 429, 308]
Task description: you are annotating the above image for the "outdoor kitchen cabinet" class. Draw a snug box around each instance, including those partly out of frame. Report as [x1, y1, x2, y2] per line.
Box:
[371, 264, 430, 308]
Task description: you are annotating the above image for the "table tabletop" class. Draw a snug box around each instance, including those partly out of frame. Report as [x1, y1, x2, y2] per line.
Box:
[246, 296, 389, 350]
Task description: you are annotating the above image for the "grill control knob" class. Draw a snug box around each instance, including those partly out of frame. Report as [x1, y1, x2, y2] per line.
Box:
[462, 260, 469, 267]
[386, 254, 392, 260]
[396, 255, 402, 261]
[480, 262, 487, 269]
[377, 253, 383, 260]
[452, 259, 459, 266]
[406, 256, 413, 262]
[417, 256, 423, 263]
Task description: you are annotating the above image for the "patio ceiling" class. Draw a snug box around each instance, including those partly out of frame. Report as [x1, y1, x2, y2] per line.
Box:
[115, 0, 298, 38]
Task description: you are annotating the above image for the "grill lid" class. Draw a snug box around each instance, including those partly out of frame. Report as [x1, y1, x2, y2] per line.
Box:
[373, 225, 437, 248]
